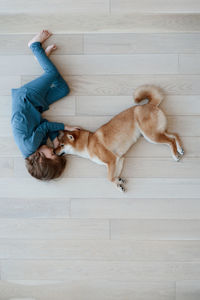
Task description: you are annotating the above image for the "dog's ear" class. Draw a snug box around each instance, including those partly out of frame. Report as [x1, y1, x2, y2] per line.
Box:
[67, 134, 74, 141]
[58, 130, 64, 140]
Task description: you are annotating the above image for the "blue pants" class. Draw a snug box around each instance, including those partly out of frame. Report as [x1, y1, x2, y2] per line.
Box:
[22, 42, 70, 112]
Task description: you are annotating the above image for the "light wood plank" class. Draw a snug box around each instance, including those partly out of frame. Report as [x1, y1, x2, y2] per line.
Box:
[176, 281, 200, 300]
[0, 76, 20, 95]
[0, 280, 175, 300]
[0, 0, 110, 14]
[1, 240, 200, 262]
[122, 158, 198, 178]
[0, 198, 69, 218]
[0, 34, 83, 55]
[0, 96, 11, 116]
[180, 54, 200, 74]
[111, 219, 200, 240]
[1, 14, 200, 34]
[41, 96, 76, 117]
[13, 157, 200, 179]
[76, 95, 200, 116]
[111, 0, 200, 13]
[161, 95, 200, 115]
[0, 158, 14, 177]
[0, 137, 20, 157]
[22, 74, 200, 95]
[0, 117, 12, 137]
[0, 136, 198, 158]
[84, 33, 200, 54]
[76, 95, 136, 115]
[0, 54, 179, 76]
[0, 219, 109, 239]
[0, 178, 199, 198]
[1, 260, 200, 280]
[71, 198, 200, 219]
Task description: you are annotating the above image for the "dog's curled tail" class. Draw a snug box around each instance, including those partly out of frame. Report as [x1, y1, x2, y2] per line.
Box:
[134, 85, 164, 106]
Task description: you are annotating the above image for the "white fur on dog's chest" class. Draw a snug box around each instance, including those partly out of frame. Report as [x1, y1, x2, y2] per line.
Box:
[91, 155, 106, 165]
[63, 144, 75, 155]
[81, 149, 106, 165]
[64, 145, 105, 165]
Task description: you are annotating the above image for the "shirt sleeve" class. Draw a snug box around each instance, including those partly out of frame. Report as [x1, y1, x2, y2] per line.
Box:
[42, 119, 65, 132]
[48, 131, 60, 142]
[30, 120, 64, 149]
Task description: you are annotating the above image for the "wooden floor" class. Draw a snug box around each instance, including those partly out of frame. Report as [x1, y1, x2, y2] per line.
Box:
[1, 3, 200, 299]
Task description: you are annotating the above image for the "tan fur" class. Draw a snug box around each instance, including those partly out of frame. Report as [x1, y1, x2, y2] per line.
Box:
[55, 85, 184, 192]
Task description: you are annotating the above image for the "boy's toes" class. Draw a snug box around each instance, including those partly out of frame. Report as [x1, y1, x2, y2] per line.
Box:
[28, 30, 52, 48]
[45, 44, 57, 56]
[44, 29, 51, 36]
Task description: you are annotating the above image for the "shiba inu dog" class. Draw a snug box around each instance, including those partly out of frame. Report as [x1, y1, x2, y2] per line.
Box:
[55, 85, 184, 192]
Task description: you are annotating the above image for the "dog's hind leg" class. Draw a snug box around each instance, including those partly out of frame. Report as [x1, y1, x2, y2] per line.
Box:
[165, 131, 184, 156]
[145, 132, 181, 162]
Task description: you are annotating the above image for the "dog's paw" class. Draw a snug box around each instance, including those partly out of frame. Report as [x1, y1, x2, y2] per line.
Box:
[173, 153, 181, 162]
[178, 147, 184, 156]
[118, 177, 127, 184]
[117, 184, 126, 193]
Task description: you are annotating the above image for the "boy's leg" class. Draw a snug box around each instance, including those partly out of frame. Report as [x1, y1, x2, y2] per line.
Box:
[30, 42, 59, 75]
[22, 73, 56, 99]
[45, 75, 70, 106]
[22, 42, 59, 99]
[28, 42, 70, 105]
[21, 31, 70, 111]
[22, 41, 69, 110]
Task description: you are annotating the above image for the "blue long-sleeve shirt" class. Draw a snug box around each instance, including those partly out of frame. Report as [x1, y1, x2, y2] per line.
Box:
[11, 87, 64, 158]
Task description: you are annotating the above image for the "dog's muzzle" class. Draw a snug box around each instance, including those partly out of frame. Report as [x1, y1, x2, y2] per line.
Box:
[59, 151, 65, 156]
[54, 149, 65, 156]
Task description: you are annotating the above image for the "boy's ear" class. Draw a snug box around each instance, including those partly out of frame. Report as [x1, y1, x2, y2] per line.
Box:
[67, 134, 74, 141]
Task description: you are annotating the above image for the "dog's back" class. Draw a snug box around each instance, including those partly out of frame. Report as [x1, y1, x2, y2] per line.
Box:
[94, 107, 139, 156]
[93, 85, 165, 157]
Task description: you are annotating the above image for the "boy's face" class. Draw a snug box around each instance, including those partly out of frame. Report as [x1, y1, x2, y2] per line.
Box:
[38, 145, 56, 159]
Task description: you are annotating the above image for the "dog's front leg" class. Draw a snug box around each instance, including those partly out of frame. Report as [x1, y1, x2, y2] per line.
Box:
[115, 157, 126, 185]
[107, 158, 126, 192]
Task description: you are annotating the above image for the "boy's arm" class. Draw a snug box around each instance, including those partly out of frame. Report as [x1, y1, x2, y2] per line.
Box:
[48, 124, 81, 145]
[31, 120, 64, 149]
[42, 119, 65, 132]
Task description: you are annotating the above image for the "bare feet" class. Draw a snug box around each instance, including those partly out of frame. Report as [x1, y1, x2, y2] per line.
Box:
[45, 44, 57, 56]
[28, 30, 52, 48]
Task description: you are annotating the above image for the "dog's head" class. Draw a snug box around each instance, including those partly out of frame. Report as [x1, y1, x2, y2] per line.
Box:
[55, 130, 80, 156]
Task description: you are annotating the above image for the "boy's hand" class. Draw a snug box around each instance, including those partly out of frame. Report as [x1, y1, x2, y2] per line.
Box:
[64, 125, 81, 131]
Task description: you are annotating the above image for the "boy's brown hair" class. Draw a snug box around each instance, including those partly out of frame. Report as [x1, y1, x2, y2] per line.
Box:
[25, 151, 66, 180]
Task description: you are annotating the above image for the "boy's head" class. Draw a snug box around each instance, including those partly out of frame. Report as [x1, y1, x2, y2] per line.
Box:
[25, 145, 66, 180]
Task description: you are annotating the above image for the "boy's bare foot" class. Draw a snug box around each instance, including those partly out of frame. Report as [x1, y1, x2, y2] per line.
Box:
[45, 44, 57, 56]
[28, 30, 52, 48]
